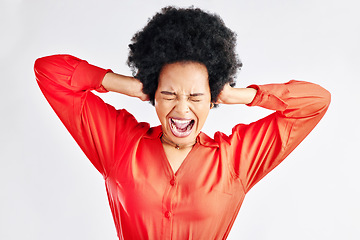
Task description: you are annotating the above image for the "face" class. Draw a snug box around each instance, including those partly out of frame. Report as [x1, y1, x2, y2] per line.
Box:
[155, 62, 211, 146]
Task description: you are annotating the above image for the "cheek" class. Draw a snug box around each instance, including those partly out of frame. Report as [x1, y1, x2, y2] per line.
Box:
[155, 101, 171, 122]
[192, 105, 210, 124]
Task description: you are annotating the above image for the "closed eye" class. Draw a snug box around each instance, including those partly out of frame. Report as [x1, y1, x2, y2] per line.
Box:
[160, 91, 204, 102]
[189, 93, 204, 102]
[160, 91, 176, 101]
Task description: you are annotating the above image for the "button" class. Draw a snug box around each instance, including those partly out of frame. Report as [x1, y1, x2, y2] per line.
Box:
[164, 211, 172, 218]
[170, 178, 176, 186]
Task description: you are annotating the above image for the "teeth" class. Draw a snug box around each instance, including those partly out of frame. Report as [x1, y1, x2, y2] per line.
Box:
[169, 118, 195, 137]
[172, 119, 191, 124]
[171, 118, 193, 129]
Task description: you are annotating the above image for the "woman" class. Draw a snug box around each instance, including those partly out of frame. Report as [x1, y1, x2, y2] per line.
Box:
[34, 6, 330, 240]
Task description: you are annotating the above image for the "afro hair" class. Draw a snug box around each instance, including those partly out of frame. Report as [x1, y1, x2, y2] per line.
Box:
[127, 6, 242, 106]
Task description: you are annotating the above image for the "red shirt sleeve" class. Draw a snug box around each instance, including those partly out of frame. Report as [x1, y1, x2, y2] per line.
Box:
[224, 80, 331, 193]
[34, 54, 140, 177]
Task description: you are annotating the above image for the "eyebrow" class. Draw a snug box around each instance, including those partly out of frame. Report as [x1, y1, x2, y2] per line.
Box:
[160, 91, 176, 96]
[189, 93, 204, 97]
[160, 91, 204, 97]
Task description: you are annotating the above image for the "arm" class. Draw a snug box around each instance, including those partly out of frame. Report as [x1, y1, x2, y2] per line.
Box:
[34, 54, 145, 177]
[102, 72, 149, 101]
[218, 80, 331, 193]
[216, 83, 257, 105]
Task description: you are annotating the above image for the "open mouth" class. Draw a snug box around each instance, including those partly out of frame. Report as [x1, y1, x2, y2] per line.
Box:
[168, 117, 195, 138]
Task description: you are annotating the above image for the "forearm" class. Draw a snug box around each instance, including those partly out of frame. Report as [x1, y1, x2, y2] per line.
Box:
[103, 73, 138, 95]
[229, 87, 257, 105]
[247, 80, 331, 117]
[216, 85, 257, 105]
[102, 72, 149, 101]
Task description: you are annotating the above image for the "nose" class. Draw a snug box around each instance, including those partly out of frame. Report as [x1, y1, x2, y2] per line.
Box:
[174, 98, 190, 114]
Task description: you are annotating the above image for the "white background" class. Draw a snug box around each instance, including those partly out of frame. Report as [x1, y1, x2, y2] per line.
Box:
[1, 0, 359, 239]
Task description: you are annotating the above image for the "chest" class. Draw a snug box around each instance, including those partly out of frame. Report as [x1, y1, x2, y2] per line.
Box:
[107, 139, 243, 222]
[162, 145, 191, 174]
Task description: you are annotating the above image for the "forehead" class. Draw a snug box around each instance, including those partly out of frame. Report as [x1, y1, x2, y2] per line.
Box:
[158, 62, 210, 92]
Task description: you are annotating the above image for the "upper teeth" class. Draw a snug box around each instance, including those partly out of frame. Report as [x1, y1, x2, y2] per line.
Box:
[172, 119, 191, 124]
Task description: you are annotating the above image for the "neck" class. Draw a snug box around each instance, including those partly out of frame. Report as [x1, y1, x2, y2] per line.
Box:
[161, 135, 196, 150]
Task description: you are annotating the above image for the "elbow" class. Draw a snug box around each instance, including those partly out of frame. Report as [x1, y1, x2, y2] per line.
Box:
[34, 57, 42, 75]
[309, 85, 331, 116]
[286, 81, 332, 118]
[34, 55, 68, 83]
[323, 88, 331, 108]
[34, 56, 50, 82]
[34, 58, 43, 84]
[317, 86, 331, 112]
[34, 56, 48, 71]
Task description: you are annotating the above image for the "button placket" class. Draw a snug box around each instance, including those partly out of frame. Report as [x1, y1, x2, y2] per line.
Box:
[161, 174, 176, 239]
[170, 177, 177, 186]
[164, 210, 172, 218]
[165, 177, 176, 220]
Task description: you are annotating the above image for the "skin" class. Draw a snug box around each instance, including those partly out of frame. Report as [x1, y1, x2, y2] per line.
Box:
[155, 62, 211, 147]
[102, 62, 257, 173]
[154, 62, 211, 172]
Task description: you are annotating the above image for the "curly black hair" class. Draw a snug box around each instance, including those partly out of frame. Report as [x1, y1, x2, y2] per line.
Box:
[127, 6, 242, 106]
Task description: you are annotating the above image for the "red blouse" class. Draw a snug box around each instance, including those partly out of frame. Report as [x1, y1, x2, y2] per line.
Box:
[34, 55, 330, 240]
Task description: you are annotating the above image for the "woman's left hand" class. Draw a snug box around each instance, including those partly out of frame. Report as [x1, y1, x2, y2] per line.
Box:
[216, 83, 257, 105]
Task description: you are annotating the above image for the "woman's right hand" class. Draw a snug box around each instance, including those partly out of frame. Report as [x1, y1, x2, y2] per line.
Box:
[102, 72, 149, 101]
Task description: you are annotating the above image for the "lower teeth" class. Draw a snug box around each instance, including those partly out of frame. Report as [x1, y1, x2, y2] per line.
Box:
[171, 121, 193, 133]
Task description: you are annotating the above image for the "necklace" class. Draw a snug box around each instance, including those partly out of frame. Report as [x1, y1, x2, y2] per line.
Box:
[161, 135, 197, 150]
